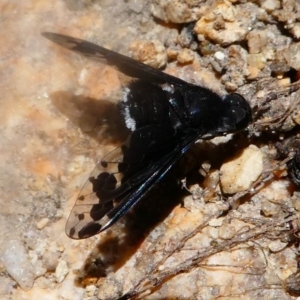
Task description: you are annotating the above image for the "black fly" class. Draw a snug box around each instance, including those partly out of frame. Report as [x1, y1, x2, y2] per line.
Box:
[42, 32, 252, 239]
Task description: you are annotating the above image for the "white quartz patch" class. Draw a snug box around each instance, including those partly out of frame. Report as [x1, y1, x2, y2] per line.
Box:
[1, 239, 38, 290]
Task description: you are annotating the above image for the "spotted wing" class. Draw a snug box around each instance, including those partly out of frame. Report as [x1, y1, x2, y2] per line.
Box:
[66, 130, 199, 239]
[65, 145, 129, 239]
[42, 32, 188, 86]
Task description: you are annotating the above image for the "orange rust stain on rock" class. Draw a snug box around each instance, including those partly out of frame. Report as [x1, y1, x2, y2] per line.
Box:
[168, 206, 189, 226]
[168, 205, 203, 232]
[27, 157, 59, 176]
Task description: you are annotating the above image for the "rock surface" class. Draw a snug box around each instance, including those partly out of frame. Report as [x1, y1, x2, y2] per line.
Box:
[1, 0, 300, 299]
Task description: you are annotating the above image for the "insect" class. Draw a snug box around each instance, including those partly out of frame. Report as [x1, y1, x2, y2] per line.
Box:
[42, 32, 252, 239]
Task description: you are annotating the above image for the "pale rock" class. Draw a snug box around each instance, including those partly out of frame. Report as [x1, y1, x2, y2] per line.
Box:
[55, 259, 69, 283]
[268, 240, 288, 252]
[194, 0, 252, 45]
[151, 0, 203, 23]
[290, 23, 300, 39]
[0, 239, 36, 290]
[220, 145, 263, 194]
[218, 224, 236, 240]
[261, 199, 282, 216]
[247, 29, 268, 54]
[36, 217, 49, 230]
[177, 48, 194, 64]
[260, 0, 281, 12]
[247, 53, 267, 70]
[130, 40, 167, 68]
[277, 42, 300, 70]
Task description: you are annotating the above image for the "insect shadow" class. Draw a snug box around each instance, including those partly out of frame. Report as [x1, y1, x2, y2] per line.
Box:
[80, 174, 189, 280]
[49, 91, 129, 144]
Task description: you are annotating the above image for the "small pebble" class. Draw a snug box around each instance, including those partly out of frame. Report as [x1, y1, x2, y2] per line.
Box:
[268, 240, 288, 252]
[130, 40, 167, 68]
[177, 48, 194, 64]
[220, 145, 263, 194]
[36, 218, 49, 230]
[55, 259, 69, 283]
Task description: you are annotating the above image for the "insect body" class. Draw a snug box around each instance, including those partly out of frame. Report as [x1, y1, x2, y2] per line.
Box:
[42, 32, 252, 239]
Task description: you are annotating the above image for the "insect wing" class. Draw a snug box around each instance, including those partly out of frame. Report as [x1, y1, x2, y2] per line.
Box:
[42, 32, 188, 86]
[66, 130, 199, 239]
[66, 144, 140, 239]
[99, 132, 202, 234]
[65, 147, 168, 239]
[65, 147, 121, 238]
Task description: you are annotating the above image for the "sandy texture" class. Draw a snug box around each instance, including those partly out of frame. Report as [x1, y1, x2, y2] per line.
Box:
[1, 0, 300, 299]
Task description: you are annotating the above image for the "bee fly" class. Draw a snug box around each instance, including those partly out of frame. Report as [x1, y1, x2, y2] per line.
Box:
[42, 32, 252, 239]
